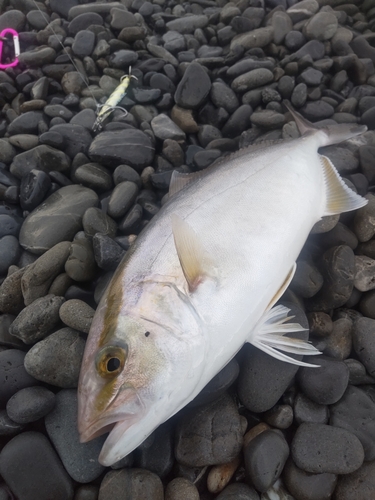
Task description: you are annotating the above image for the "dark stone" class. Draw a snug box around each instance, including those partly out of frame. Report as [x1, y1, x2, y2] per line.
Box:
[300, 101, 334, 121]
[283, 459, 337, 500]
[68, 12, 103, 36]
[0, 432, 74, 500]
[92, 233, 126, 271]
[290, 260, 323, 298]
[0, 235, 21, 275]
[6, 386, 55, 424]
[352, 317, 375, 377]
[20, 169, 52, 211]
[135, 422, 174, 479]
[98, 468, 163, 500]
[65, 238, 97, 282]
[294, 392, 329, 425]
[49, 124, 92, 158]
[174, 63, 211, 109]
[0, 349, 37, 406]
[216, 483, 259, 500]
[222, 105, 252, 138]
[83, 207, 117, 239]
[333, 460, 375, 500]
[118, 203, 143, 234]
[244, 430, 289, 492]
[175, 393, 243, 467]
[72, 163, 113, 192]
[10, 145, 71, 179]
[292, 423, 364, 474]
[297, 355, 349, 405]
[7, 111, 45, 135]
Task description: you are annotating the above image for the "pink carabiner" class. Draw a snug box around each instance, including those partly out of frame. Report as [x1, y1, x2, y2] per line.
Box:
[0, 28, 20, 69]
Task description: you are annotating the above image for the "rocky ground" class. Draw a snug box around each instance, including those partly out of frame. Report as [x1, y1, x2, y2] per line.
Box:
[1, 0, 375, 499]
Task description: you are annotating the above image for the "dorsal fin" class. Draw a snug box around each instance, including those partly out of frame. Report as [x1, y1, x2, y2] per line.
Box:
[171, 214, 214, 292]
[169, 170, 207, 197]
[320, 155, 368, 215]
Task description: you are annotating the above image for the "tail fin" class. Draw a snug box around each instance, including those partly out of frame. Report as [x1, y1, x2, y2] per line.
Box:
[285, 103, 367, 147]
[249, 305, 321, 368]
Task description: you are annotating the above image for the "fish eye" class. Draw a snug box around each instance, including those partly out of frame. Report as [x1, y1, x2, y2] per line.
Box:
[95, 345, 127, 378]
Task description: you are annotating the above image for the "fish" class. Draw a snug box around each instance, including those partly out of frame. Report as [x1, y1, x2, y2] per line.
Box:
[78, 106, 368, 466]
[92, 67, 137, 132]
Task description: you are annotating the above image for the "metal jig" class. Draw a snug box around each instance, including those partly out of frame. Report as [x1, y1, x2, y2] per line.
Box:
[0, 28, 20, 69]
[92, 67, 138, 133]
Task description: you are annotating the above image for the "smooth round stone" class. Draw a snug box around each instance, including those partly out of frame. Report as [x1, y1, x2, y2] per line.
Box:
[292, 423, 364, 474]
[26, 9, 50, 29]
[65, 238, 97, 282]
[216, 483, 259, 500]
[318, 222, 358, 250]
[19, 185, 98, 255]
[0, 235, 21, 275]
[20, 169, 52, 211]
[6, 386, 55, 424]
[294, 392, 329, 425]
[0, 213, 23, 239]
[72, 30, 95, 58]
[174, 63, 211, 109]
[59, 299, 94, 334]
[108, 49, 138, 68]
[210, 82, 239, 114]
[0, 140, 16, 164]
[0, 432, 74, 500]
[354, 255, 375, 292]
[232, 68, 273, 93]
[175, 393, 242, 467]
[110, 8, 138, 30]
[70, 109, 96, 130]
[92, 233, 126, 271]
[24, 328, 85, 388]
[297, 355, 349, 405]
[98, 468, 164, 500]
[0, 409, 24, 436]
[18, 46, 56, 66]
[263, 404, 293, 429]
[300, 101, 334, 121]
[334, 460, 375, 500]
[345, 358, 372, 385]
[72, 163, 113, 192]
[118, 203, 143, 234]
[9, 294, 65, 345]
[134, 422, 174, 479]
[244, 430, 289, 492]
[352, 317, 375, 377]
[0, 9, 26, 31]
[74, 485, 99, 500]
[0, 314, 24, 349]
[112, 165, 141, 187]
[44, 105, 73, 121]
[7, 111, 45, 136]
[354, 194, 375, 243]
[108, 181, 139, 219]
[250, 110, 285, 129]
[0, 267, 26, 315]
[165, 478, 199, 500]
[0, 349, 37, 406]
[89, 129, 155, 171]
[166, 14, 208, 34]
[198, 125, 222, 147]
[290, 260, 323, 298]
[21, 241, 71, 306]
[331, 385, 375, 461]
[303, 12, 338, 41]
[10, 145, 70, 179]
[283, 459, 337, 500]
[238, 304, 308, 412]
[291, 83, 307, 107]
[83, 207, 117, 239]
[49, 124, 92, 158]
[230, 26, 274, 51]
[39, 131, 65, 149]
[323, 317, 352, 360]
[310, 214, 339, 235]
[45, 389, 106, 483]
[151, 114, 186, 141]
[222, 105, 253, 138]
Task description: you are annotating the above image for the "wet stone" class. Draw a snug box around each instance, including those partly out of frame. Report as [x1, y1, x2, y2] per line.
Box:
[19, 185, 98, 255]
[294, 392, 329, 425]
[292, 423, 364, 474]
[89, 129, 154, 170]
[10, 145, 70, 179]
[108, 181, 139, 219]
[118, 203, 143, 234]
[65, 238, 97, 282]
[59, 299, 94, 334]
[20, 169, 52, 211]
[330, 385, 375, 461]
[83, 207, 117, 239]
[49, 124, 92, 158]
[0, 267, 26, 315]
[297, 355, 349, 405]
[0, 432, 74, 500]
[72, 163, 113, 192]
[290, 260, 323, 298]
[45, 389, 106, 483]
[174, 63, 211, 109]
[21, 241, 71, 306]
[0, 409, 24, 436]
[93, 233, 126, 271]
[7, 111, 45, 136]
[222, 105, 252, 138]
[244, 430, 289, 492]
[24, 328, 85, 388]
[175, 393, 243, 467]
[6, 386, 55, 424]
[9, 294, 65, 345]
[0, 349, 37, 407]
[283, 458, 337, 500]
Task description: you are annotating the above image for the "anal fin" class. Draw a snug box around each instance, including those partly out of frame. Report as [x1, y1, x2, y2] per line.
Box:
[266, 263, 296, 312]
[321, 155, 368, 216]
[249, 305, 321, 367]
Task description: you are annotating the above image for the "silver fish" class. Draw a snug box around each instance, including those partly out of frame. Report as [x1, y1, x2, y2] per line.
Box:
[78, 107, 367, 466]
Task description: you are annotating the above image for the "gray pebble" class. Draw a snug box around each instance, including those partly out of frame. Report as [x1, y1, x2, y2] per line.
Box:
[135, 422, 174, 479]
[166, 15, 208, 34]
[174, 63, 211, 109]
[45, 389, 106, 483]
[175, 393, 242, 467]
[98, 468, 164, 500]
[354, 255, 375, 292]
[24, 328, 85, 388]
[263, 404, 293, 429]
[108, 181, 139, 219]
[323, 317, 352, 360]
[72, 163, 113, 192]
[283, 458, 337, 500]
[0, 267, 26, 315]
[0, 349, 37, 407]
[0, 409, 24, 436]
[165, 478, 199, 500]
[0, 432, 74, 500]
[297, 355, 349, 405]
[330, 385, 375, 461]
[6, 386, 55, 424]
[294, 392, 329, 425]
[93, 233, 126, 271]
[290, 260, 323, 298]
[0, 314, 24, 349]
[59, 299, 95, 334]
[303, 12, 338, 41]
[9, 294, 65, 344]
[0, 235, 21, 275]
[333, 460, 375, 500]
[250, 109, 285, 129]
[83, 207, 117, 239]
[72, 30, 95, 58]
[352, 317, 375, 377]
[216, 483, 259, 500]
[151, 114, 186, 141]
[292, 423, 364, 474]
[65, 238, 97, 282]
[231, 68, 273, 93]
[10, 145, 70, 179]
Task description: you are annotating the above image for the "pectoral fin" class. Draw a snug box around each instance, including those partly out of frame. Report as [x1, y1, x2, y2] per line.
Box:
[171, 214, 214, 292]
[249, 305, 321, 367]
[321, 155, 368, 216]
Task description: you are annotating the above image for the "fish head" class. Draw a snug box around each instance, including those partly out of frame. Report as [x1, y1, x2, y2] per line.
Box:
[78, 277, 203, 466]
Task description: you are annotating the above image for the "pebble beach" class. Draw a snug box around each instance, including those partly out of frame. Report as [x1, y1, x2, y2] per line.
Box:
[1, 0, 375, 499]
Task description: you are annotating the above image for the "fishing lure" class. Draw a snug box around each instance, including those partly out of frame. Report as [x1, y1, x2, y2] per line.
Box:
[92, 68, 137, 132]
[0, 28, 20, 69]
